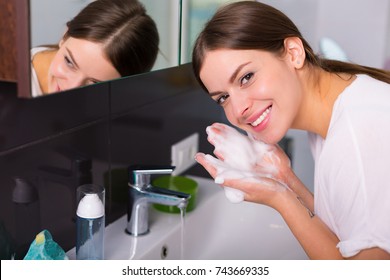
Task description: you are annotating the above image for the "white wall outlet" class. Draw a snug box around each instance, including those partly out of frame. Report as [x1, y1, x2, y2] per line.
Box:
[171, 133, 199, 176]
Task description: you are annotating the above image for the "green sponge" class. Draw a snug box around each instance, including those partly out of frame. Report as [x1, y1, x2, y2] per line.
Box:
[24, 230, 68, 260]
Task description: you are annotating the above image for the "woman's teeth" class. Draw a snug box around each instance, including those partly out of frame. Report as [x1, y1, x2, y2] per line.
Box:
[251, 107, 271, 127]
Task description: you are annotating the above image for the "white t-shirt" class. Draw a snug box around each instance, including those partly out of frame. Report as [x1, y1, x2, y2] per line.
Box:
[309, 74, 390, 258]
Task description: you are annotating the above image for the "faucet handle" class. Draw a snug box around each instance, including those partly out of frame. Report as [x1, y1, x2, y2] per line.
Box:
[128, 165, 175, 188]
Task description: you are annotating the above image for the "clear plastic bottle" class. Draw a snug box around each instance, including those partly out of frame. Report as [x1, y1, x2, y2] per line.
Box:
[76, 184, 105, 260]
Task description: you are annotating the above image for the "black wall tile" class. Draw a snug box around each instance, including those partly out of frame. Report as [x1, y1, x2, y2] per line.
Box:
[110, 64, 198, 117]
[0, 82, 109, 154]
[0, 63, 227, 260]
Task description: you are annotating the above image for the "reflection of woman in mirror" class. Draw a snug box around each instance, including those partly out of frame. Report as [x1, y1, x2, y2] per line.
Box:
[31, 0, 159, 97]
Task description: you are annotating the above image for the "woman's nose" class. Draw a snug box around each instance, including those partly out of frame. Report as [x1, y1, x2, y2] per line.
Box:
[230, 92, 250, 117]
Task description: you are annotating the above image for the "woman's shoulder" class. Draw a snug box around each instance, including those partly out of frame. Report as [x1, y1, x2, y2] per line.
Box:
[31, 46, 57, 61]
[327, 74, 390, 147]
[347, 74, 390, 94]
[335, 74, 390, 110]
[31, 46, 57, 95]
[31, 46, 51, 58]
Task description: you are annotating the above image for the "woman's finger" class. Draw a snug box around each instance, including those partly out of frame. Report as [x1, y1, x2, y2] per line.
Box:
[195, 153, 218, 178]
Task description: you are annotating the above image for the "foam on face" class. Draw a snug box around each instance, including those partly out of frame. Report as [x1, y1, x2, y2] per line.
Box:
[205, 123, 281, 203]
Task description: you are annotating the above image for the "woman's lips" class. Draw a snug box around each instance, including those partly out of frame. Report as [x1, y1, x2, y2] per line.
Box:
[249, 105, 272, 128]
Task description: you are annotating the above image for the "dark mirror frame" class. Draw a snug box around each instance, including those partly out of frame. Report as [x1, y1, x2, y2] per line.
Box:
[17, 0, 30, 99]
[0, 1, 17, 82]
[0, 0, 30, 98]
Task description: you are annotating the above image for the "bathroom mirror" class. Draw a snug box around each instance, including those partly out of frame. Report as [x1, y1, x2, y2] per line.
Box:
[180, 0, 244, 65]
[6, 0, 182, 98]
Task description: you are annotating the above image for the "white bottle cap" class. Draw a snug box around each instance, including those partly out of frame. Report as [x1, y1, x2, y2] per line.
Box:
[76, 193, 104, 219]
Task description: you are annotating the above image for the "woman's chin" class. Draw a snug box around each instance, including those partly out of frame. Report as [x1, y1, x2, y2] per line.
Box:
[250, 131, 284, 145]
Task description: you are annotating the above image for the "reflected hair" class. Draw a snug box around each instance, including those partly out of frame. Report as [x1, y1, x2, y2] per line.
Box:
[192, 1, 390, 91]
[64, 0, 159, 76]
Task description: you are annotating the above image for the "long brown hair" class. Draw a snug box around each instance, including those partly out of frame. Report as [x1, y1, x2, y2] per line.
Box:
[64, 0, 159, 77]
[192, 1, 390, 91]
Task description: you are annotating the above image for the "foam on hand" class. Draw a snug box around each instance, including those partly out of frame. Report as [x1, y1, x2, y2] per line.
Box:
[224, 187, 245, 203]
[76, 193, 104, 219]
[205, 123, 280, 203]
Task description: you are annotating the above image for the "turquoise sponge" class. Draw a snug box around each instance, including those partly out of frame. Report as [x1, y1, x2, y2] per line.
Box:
[24, 230, 68, 260]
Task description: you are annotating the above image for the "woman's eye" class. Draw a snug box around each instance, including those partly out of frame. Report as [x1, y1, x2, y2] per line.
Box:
[240, 73, 253, 86]
[64, 56, 75, 69]
[216, 94, 229, 105]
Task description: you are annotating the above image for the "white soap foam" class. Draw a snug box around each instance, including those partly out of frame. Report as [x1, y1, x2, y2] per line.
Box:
[224, 187, 245, 203]
[77, 193, 104, 219]
[205, 123, 281, 203]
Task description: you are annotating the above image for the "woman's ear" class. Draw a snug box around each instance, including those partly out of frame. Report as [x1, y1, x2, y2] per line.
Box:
[284, 37, 306, 69]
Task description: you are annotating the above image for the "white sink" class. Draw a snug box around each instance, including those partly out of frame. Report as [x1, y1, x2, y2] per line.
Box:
[67, 176, 308, 260]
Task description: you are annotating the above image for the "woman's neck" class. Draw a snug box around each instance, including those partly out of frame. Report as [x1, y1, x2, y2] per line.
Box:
[293, 69, 356, 138]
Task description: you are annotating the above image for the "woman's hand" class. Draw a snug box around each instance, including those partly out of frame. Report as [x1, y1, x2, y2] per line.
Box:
[202, 122, 313, 210]
[262, 143, 293, 185]
[206, 123, 292, 184]
[195, 152, 288, 207]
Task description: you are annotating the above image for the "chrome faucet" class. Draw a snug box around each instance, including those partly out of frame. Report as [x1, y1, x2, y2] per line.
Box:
[126, 165, 191, 236]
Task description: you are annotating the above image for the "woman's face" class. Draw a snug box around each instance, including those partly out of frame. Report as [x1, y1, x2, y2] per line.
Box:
[48, 37, 121, 93]
[199, 48, 303, 144]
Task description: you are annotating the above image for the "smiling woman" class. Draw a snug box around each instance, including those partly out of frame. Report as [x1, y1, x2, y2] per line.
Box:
[192, 1, 390, 260]
[30, 0, 159, 97]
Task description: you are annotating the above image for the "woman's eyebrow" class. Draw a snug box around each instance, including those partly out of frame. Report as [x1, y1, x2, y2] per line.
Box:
[229, 61, 251, 83]
[208, 90, 225, 97]
[65, 47, 79, 69]
[208, 61, 251, 96]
